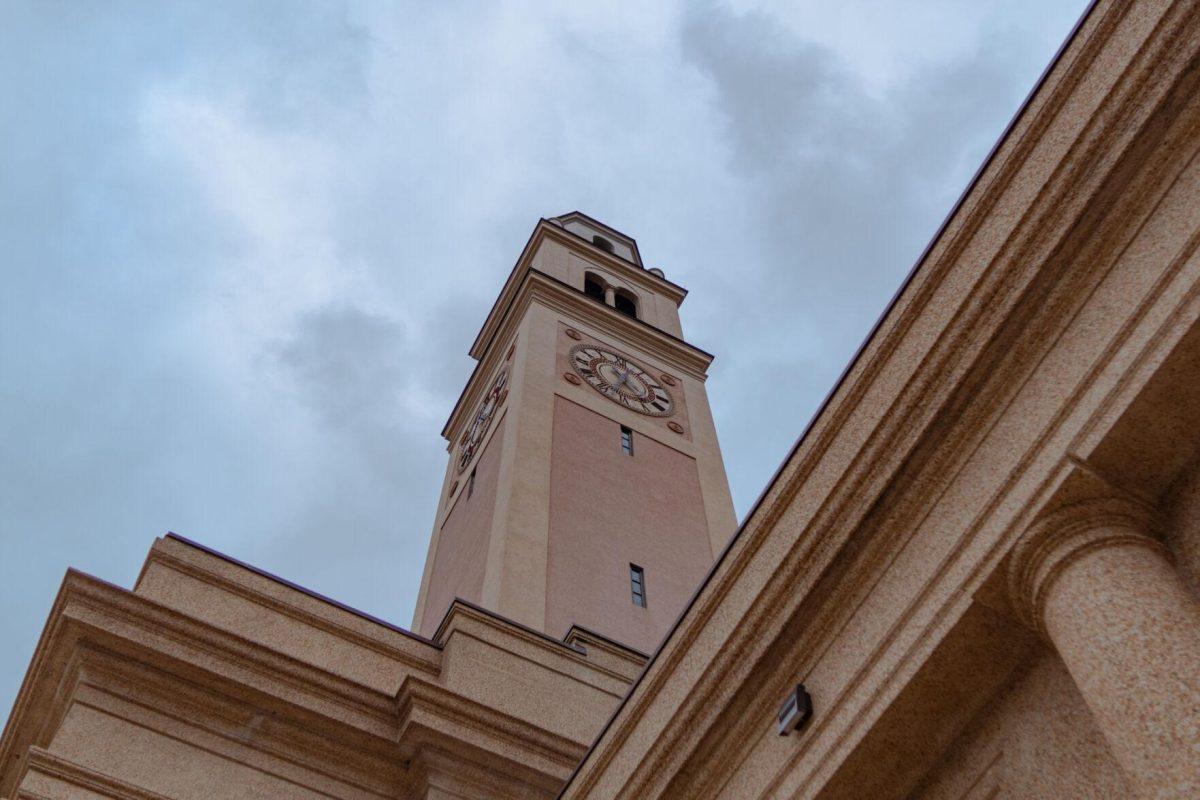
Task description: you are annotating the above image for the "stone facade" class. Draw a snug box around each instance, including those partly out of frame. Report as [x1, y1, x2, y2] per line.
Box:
[3, 0, 1200, 797]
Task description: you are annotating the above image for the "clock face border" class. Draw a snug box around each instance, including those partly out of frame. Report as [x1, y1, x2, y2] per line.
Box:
[456, 367, 508, 474]
[568, 344, 676, 418]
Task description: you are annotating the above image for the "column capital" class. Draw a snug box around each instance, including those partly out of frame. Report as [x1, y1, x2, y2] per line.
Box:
[1008, 496, 1166, 636]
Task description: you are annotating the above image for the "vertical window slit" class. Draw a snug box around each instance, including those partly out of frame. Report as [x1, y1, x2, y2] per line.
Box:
[630, 564, 646, 608]
[620, 425, 634, 456]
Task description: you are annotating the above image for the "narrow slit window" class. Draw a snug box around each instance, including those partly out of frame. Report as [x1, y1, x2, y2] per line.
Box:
[620, 425, 634, 456]
[468, 467, 477, 498]
[630, 564, 646, 608]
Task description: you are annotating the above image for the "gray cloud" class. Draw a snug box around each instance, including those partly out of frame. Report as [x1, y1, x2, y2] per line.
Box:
[276, 305, 408, 437]
[0, 0, 1088, 715]
[676, 4, 1072, 507]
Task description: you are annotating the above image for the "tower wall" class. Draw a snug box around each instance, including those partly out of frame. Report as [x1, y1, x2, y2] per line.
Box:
[418, 415, 507, 635]
[547, 395, 712, 651]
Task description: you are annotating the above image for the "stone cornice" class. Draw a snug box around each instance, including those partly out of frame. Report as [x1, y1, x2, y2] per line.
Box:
[558, 1, 1200, 796]
[17, 747, 175, 800]
[442, 269, 713, 440]
[73, 649, 406, 797]
[562, 626, 649, 682]
[398, 677, 587, 777]
[414, 743, 564, 800]
[1008, 496, 1164, 636]
[523, 271, 711, 372]
[433, 600, 638, 690]
[141, 543, 441, 676]
[433, 598, 584, 654]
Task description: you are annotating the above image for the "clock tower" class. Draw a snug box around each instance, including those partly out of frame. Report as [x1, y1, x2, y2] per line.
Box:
[412, 213, 737, 653]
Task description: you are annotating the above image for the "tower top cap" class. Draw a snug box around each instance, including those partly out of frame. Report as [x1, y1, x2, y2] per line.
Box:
[551, 211, 642, 267]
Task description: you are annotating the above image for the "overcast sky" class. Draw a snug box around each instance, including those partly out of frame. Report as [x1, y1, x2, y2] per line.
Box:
[0, 0, 1088, 714]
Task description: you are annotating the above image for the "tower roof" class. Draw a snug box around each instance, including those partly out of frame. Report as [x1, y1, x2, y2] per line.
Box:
[550, 211, 644, 267]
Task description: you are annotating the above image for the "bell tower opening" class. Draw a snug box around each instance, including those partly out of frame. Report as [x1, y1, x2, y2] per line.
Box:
[584, 274, 605, 302]
[613, 289, 638, 319]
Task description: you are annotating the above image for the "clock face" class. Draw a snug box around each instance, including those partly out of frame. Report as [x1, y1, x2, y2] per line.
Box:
[569, 344, 675, 417]
[457, 368, 508, 473]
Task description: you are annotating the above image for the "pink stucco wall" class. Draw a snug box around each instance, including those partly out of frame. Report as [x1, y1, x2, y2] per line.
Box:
[546, 397, 713, 653]
[419, 415, 506, 636]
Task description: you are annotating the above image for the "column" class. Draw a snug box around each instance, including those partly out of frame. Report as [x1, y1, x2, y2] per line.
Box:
[604, 286, 615, 307]
[1009, 497, 1200, 799]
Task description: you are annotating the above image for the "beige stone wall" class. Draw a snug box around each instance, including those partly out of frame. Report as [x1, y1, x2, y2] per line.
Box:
[1, 539, 645, 800]
[910, 650, 1129, 800]
[47, 701, 354, 800]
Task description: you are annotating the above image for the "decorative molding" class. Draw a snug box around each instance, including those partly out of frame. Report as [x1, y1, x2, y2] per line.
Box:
[415, 742, 561, 800]
[397, 677, 586, 772]
[1008, 496, 1165, 636]
[19, 747, 175, 800]
[433, 600, 603, 673]
[71, 648, 405, 797]
[143, 548, 440, 674]
[561, 627, 649, 680]
[523, 272, 712, 374]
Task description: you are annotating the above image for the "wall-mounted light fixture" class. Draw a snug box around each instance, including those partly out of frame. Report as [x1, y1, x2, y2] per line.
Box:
[777, 684, 813, 736]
